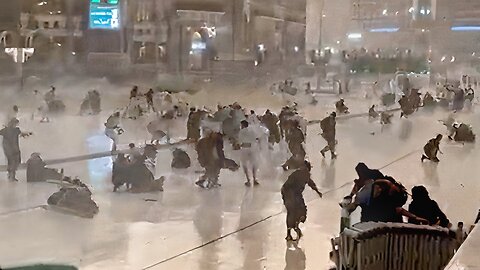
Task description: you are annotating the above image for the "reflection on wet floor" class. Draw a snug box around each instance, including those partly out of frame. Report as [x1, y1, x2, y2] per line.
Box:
[285, 241, 306, 270]
[0, 98, 479, 269]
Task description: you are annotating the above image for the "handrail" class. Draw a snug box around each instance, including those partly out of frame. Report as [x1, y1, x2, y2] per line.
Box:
[331, 222, 456, 270]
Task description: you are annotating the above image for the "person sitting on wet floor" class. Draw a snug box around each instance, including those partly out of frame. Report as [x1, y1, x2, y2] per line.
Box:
[26, 153, 63, 182]
[453, 123, 476, 143]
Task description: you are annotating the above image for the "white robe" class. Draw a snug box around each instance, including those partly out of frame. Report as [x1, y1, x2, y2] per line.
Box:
[238, 126, 260, 167]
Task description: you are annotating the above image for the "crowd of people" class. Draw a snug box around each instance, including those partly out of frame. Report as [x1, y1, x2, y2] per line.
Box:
[1, 79, 479, 242]
[395, 80, 476, 117]
[95, 85, 323, 194]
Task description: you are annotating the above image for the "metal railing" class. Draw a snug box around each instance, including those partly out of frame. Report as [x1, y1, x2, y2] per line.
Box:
[331, 222, 456, 270]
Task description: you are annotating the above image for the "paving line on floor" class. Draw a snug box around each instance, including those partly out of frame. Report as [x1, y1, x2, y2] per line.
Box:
[318, 148, 422, 198]
[379, 148, 422, 170]
[0, 140, 192, 172]
[141, 147, 422, 269]
[141, 214, 274, 270]
[0, 205, 47, 217]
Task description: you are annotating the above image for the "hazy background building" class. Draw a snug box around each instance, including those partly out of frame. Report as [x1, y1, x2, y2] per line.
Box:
[1, 0, 479, 79]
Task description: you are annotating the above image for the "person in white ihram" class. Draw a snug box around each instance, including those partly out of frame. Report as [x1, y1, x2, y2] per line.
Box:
[31, 90, 49, 122]
[104, 111, 124, 152]
[238, 120, 261, 186]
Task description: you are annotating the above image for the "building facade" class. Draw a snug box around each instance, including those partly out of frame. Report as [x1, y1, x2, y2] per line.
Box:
[0, 0, 89, 76]
[0, 0, 307, 75]
[127, 0, 306, 73]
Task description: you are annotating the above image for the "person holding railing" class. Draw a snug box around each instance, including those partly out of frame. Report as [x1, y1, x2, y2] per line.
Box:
[344, 176, 428, 225]
[408, 185, 451, 228]
[365, 179, 428, 224]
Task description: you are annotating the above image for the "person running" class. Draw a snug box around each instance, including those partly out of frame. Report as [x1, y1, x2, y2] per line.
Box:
[282, 121, 306, 171]
[145, 88, 154, 112]
[260, 109, 281, 145]
[320, 112, 337, 159]
[195, 130, 226, 189]
[104, 112, 123, 152]
[281, 161, 322, 241]
[130, 85, 139, 100]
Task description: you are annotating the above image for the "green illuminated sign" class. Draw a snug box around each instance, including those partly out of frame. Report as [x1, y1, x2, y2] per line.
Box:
[90, 0, 120, 29]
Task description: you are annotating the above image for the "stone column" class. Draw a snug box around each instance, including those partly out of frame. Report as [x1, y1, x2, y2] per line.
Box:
[66, 0, 75, 67]
[231, 0, 245, 61]
[305, 0, 324, 63]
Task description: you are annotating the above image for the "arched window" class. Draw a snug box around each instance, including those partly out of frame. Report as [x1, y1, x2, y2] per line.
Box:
[0, 32, 11, 47]
[138, 42, 146, 59]
[26, 35, 34, 48]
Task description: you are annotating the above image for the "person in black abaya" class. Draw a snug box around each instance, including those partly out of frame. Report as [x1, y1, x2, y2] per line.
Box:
[408, 185, 450, 228]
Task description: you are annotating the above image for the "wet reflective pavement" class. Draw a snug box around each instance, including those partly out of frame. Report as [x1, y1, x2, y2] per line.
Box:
[0, 88, 479, 269]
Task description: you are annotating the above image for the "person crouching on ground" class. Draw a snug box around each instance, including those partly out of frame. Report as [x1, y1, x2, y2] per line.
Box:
[26, 153, 64, 182]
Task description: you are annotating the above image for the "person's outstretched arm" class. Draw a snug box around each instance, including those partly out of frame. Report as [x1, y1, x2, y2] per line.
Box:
[397, 207, 428, 225]
[307, 179, 323, 198]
